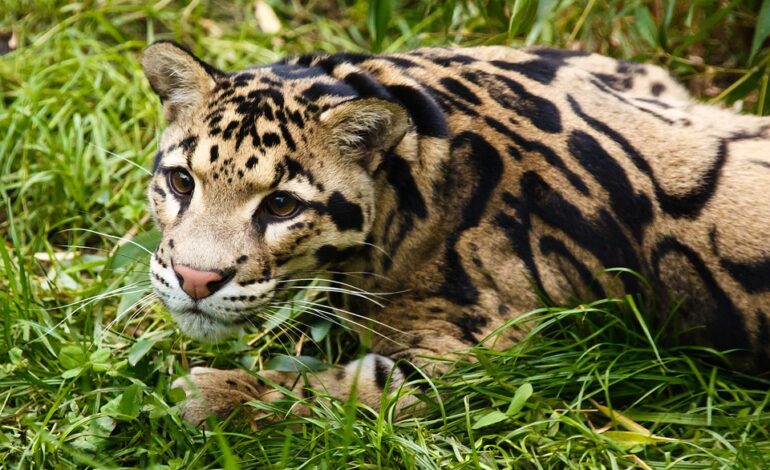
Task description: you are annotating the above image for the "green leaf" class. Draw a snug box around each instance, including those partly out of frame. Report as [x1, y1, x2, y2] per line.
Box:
[634, 6, 658, 48]
[128, 339, 156, 366]
[594, 401, 651, 435]
[90, 348, 112, 372]
[508, 0, 538, 38]
[752, 0, 770, 62]
[472, 410, 508, 429]
[90, 348, 111, 364]
[601, 431, 678, 451]
[266, 355, 328, 372]
[506, 382, 533, 416]
[118, 383, 143, 419]
[104, 384, 143, 420]
[107, 230, 160, 270]
[263, 303, 293, 333]
[310, 318, 332, 342]
[61, 367, 83, 379]
[70, 416, 116, 453]
[117, 271, 152, 315]
[59, 345, 86, 369]
[167, 386, 187, 403]
[367, 0, 392, 52]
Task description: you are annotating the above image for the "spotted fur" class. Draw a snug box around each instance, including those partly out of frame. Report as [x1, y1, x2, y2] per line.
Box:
[143, 41, 770, 426]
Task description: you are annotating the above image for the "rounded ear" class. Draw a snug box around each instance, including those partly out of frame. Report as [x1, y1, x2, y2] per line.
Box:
[320, 98, 410, 167]
[142, 41, 221, 122]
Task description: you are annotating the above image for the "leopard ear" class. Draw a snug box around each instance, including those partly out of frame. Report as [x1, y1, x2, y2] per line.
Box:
[320, 98, 410, 168]
[142, 41, 221, 122]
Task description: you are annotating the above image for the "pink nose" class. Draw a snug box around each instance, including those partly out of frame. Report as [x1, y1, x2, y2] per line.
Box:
[173, 264, 230, 300]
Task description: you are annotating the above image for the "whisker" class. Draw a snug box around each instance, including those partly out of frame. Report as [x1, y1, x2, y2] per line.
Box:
[267, 300, 406, 347]
[274, 278, 404, 298]
[289, 268, 396, 283]
[89, 142, 152, 176]
[246, 312, 315, 349]
[98, 293, 157, 343]
[42, 282, 151, 311]
[116, 296, 159, 338]
[350, 240, 392, 259]
[274, 286, 386, 307]
[58, 228, 154, 255]
[288, 298, 409, 336]
[297, 305, 405, 346]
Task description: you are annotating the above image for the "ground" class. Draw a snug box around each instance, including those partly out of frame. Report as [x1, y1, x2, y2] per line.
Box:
[2, 1, 770, 468]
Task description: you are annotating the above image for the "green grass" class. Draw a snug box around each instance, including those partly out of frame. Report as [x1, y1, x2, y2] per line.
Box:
[2, 1, 770, 468]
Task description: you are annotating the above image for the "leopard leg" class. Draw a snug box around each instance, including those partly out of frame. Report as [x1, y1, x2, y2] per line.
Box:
[171, 354, 413, 426]
[172, 293, 525, 427]
[172, 367, 292, 426]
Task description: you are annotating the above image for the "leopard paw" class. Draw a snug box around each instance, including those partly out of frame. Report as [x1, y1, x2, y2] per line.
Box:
[171, 367, 287, 426]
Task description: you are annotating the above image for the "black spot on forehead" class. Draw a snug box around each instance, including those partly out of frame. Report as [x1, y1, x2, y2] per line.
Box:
[232, 72, 255, 87]
[222, 121, 239, 140]
[287, 109, 305, 129]
[257, 88, 286, 107]
[178, 135, 198, 153]
[270, 161, 286, 188]
[262, 132, 280, 147]
[279, 125, 296, 151]
[285, 156, 316, 185]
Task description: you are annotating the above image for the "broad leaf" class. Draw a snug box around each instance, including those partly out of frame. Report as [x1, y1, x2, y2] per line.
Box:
[59, 345, 86, 369]
[472, 410, 508, 429]
[128, 338, 156, 366]
[266, 355, 328, 372]
[506, 382, 533, 416]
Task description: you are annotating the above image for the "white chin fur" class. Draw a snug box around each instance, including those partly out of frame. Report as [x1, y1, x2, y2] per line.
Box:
[171, 311, 243, 342]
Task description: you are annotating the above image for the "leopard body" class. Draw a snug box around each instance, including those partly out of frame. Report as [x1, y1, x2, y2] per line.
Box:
[142, 42, 770, 425]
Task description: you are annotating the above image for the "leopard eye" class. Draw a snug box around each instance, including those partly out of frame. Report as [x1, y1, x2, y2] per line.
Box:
[265, 192, 300, 218]
[168, 169, 194, 196]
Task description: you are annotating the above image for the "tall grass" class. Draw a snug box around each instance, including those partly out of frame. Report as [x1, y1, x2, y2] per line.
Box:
[1, 1, 770, 468]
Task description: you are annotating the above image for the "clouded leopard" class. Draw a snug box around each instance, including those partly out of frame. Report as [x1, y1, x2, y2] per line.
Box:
[142, 41, 770, 425]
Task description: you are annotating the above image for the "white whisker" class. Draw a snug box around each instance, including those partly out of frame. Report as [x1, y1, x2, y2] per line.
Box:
[58, 228, 153, 255]
[90, 142, 152, 176]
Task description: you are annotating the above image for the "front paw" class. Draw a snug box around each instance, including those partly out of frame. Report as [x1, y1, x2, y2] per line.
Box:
[171, 367, 286, 426]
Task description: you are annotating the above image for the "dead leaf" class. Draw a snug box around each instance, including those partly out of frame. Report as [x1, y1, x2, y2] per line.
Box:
[0, 31, 17, 55]
[199, 18, 223, 38]
[255, 0, 282, 34]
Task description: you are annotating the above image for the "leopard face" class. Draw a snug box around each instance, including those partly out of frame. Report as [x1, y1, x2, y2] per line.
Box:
[143, 42, 408, 341]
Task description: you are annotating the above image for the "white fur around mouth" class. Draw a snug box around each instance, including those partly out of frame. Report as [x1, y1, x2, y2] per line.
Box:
[171, 309, 244, 342]
[149, 252, 279, 342]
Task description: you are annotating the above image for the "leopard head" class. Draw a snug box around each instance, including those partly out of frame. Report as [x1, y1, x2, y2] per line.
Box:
[142, 41, 409, 341]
